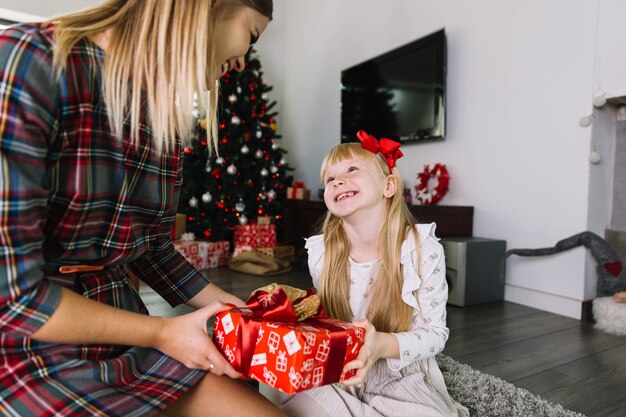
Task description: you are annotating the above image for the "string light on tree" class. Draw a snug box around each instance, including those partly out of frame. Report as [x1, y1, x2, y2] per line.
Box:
[260, 168, 269, 177]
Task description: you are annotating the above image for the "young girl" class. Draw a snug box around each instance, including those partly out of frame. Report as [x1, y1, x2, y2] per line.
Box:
[280, 131, 468, 417]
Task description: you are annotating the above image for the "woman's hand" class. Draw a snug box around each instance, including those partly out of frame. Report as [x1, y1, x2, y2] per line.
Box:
[187, 282, 246, 309]
[153, 301, 241, 378]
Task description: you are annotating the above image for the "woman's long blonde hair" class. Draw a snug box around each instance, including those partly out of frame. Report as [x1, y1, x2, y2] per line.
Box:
[318, 143, 418, 333]
[47, 0, 272, 151]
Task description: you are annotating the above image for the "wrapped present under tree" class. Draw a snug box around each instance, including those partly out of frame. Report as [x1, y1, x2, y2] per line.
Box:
[173, 240, 230, 270]
[286, 181, 310, 200]
[233, 223, 277, 248]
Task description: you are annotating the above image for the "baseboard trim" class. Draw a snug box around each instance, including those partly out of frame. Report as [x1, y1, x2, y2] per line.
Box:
[581, 300, 594, 322]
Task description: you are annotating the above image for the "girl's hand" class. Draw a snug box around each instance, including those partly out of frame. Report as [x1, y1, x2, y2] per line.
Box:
[341, 319, 382, 387]
[153, 301, 241, 378]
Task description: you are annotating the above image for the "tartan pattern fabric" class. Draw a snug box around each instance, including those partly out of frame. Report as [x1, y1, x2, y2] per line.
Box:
[0, 24, 208, 416]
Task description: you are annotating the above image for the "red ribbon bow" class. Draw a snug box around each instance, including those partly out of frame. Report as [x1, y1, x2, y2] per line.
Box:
[356, 130, 403, 171]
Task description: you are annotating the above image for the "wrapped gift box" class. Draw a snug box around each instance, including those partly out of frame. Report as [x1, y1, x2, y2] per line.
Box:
[258, 216, 275, 225]
[170, 213, 187, 240]
[233, 224, 277, 248]
[232, 244, 255, 258]
[173, 240, 230, 270]
[287, 182, 310, 200]
[256, 245, 295, 262]
[213, 285, 365, 394]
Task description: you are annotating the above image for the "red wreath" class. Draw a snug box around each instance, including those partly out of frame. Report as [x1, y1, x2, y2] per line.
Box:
[415, 163, 450, 205]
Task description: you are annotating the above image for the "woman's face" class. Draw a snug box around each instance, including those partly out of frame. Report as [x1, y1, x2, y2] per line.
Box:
[211, 3, 270, 82]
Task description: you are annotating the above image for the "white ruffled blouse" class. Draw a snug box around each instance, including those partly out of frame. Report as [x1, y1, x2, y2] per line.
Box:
[304, 223, 449, 371]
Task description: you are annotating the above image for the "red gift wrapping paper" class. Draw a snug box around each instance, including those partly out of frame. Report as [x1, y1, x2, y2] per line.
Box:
[233, 224, 277, 248]
[213, 309, 364, 394]
[173, 240, 230, 270]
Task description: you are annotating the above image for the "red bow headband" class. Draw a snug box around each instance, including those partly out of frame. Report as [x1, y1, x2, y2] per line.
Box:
[356, 130, 403, 171]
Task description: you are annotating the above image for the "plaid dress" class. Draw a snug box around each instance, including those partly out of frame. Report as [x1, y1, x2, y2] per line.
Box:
[0, 24, 209, 416]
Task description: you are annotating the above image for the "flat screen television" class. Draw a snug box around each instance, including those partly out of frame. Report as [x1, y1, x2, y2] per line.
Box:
[341, 29, 446, 144]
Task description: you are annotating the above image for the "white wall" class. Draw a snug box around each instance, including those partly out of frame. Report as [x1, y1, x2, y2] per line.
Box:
[0, 0, 95, 18]
[271, 0, 626, 319]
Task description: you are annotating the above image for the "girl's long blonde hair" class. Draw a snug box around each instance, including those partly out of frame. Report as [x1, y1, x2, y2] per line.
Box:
[318, 143, 418, 333]
[47, 0, 273, 151]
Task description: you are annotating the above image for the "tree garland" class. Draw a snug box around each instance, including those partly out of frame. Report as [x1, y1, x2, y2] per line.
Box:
[415, 163, 450, 205]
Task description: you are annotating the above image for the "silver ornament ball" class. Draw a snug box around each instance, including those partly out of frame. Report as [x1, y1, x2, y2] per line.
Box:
[227, 164, 237, 175]
[202, 192, 212, 203]
[189, 196, 199, 208]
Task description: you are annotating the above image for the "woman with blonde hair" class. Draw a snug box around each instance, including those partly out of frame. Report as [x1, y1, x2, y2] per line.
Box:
[0, 1, 285, 416]
[280, 132, 468, 416]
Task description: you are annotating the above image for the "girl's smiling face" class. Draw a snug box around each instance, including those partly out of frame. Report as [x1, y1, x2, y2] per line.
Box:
[323, 158, 394, 219]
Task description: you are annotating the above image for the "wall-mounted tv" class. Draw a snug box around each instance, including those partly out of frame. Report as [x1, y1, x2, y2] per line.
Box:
[341, 29, 446, 144]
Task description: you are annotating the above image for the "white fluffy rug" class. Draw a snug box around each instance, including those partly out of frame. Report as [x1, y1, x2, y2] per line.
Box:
[593, 297, 626, 336]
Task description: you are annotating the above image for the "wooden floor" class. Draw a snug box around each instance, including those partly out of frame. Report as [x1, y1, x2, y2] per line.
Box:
[204, 266, 626, 417]
[444, 301, 626, 417]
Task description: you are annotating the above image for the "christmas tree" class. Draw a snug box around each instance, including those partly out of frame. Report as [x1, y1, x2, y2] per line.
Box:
[179, 48, 293, 242]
